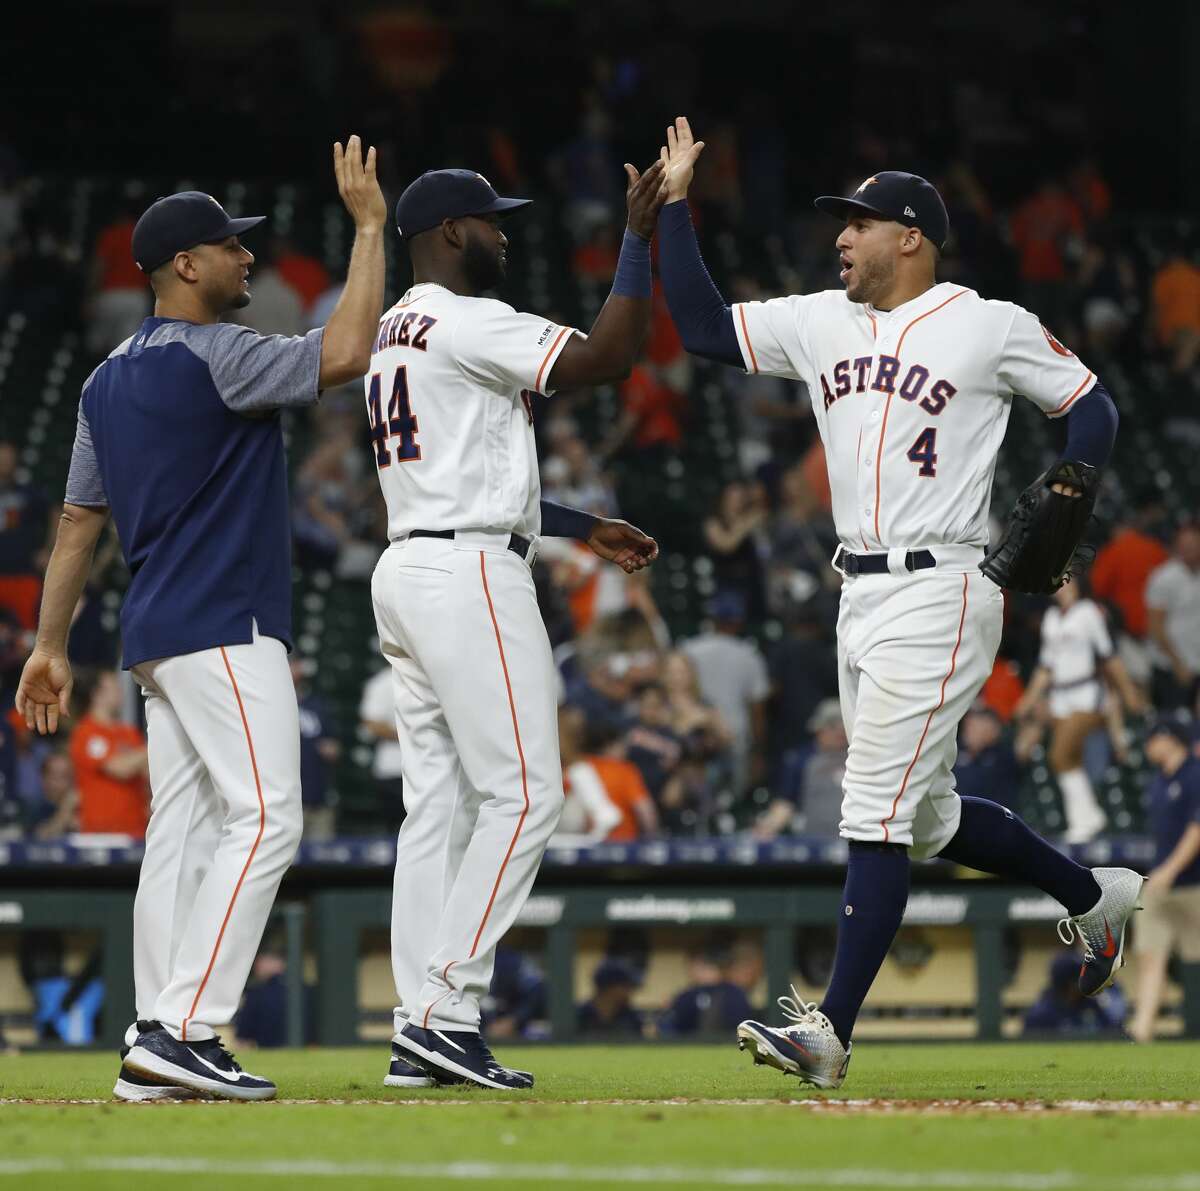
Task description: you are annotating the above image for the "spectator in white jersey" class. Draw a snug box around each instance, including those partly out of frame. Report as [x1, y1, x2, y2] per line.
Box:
[1015, 580, 1144, 842]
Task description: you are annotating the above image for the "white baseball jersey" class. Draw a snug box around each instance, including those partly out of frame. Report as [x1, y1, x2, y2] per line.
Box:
[728, 279, 1098, 856]
[1039, 599, 1114, 686]
[367, 282, 577, 1035]
[367, 282, 577, 540]
[732, 282, 1096, 552]
[1039, 598, 1114, 717]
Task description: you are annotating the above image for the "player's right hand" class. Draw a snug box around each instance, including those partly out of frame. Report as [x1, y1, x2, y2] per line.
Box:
[624, 159, 666, 240]
[334, 135, 388, 232]
[15, 648, 74, 736]
[658, 116, 706, 203]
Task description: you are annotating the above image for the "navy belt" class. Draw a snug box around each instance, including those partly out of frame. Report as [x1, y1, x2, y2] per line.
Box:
[408, 529, 534, 562]
[840, 548, 936, 576]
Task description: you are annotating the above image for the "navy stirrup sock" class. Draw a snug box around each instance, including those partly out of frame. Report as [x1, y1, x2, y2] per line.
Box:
[938, 796, 1101, 916]
[819, 841, 910, 1048]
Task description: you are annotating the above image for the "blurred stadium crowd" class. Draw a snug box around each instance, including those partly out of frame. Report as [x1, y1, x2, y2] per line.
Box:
[0, 16, 1199, 864]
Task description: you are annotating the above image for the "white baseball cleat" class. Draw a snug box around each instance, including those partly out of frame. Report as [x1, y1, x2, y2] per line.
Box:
[1057, 866, 1144, 997]
[736, 986, 851, 1090]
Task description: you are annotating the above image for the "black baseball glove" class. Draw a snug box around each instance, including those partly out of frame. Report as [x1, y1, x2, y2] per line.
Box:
[979, 460, 1100, 594]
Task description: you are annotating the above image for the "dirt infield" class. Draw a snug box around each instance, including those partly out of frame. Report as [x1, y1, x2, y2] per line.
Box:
[5, 1095, 1199, 1113]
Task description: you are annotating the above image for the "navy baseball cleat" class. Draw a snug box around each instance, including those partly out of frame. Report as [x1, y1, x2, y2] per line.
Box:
[394, 1023, 534, 1090]
[113, 1064, 205, 1102]
[1057, 866, 1145, 997]
[383, 1040, 442, 1088]
[113, 1020, 200, 1102]
[736, 987, 851, 1090]
[124, 1026, 277, 1101]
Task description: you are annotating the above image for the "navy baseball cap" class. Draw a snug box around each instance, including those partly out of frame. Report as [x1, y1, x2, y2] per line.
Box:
[1148, 711, 1194, 746]
[815, 171, 950, 251]
[395, 169, 532, 240]
[131, 191, 266, 274]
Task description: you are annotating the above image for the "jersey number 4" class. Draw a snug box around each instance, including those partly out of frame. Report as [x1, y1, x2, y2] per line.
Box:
[906, 427, 938, 477]
[367, 367, 421, 467]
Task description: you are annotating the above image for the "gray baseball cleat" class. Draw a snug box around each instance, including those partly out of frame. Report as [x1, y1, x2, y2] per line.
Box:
[1057, 866, 1145, 997]
[736, 986, 851, 1090]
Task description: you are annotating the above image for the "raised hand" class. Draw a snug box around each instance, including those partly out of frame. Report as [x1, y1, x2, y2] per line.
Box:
[334, 135, 388, 232]
[659, 116, 706, 203]
[15, 649, 74, 735]
[624, 159, 667, 240]
[586, 517, 660, 574]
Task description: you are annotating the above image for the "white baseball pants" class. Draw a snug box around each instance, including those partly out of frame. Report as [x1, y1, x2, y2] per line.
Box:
[836, 552, 1003, 859]
[131, 628, 302, 1041]
[371, 532, 564, 1033]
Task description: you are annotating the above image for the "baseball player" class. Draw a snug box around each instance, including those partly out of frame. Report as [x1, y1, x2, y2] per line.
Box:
[654, 117, 1143, 1089]
[372, 164, 662, 1090]
[15, 137, 387, 1101]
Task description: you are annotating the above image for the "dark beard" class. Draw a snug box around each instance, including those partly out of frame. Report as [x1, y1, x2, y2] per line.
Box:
[230, 288, 252, 310]
[462, 235, 504, 293]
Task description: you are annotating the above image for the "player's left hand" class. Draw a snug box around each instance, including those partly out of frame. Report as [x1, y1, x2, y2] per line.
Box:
[624, 159, 667, 240]
[586, 517, 659, 573]
[658, 116, 706, 203]
[15, 648, 74, 735]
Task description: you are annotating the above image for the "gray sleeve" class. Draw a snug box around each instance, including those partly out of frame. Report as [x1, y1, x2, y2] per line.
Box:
[64, 403, 108, 507]
[202, 323, 325, 412]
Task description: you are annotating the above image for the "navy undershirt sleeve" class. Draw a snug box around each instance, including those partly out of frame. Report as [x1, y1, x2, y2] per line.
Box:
[1062, 381, 1118, 468]
[540, 500, 597, 540]
[656, 200, 743, 367]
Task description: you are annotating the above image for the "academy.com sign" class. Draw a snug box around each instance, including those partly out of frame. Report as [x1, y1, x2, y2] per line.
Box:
[605, 896, 737, 923]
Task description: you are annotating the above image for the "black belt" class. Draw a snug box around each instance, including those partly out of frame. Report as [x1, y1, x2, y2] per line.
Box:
[839, 548, 936, 576]
[408, 529, 534, 562]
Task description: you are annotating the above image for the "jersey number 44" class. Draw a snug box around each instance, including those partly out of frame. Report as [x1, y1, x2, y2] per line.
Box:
[367, 367, 421, 467]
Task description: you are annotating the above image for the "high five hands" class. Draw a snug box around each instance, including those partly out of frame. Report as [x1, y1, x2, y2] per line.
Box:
[658, 116, 706, 204]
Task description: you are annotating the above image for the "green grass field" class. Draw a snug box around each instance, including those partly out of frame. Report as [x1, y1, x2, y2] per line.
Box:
[2, 1042, 1199, 1191]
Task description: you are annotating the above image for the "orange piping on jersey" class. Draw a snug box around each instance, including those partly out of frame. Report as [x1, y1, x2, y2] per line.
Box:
[1050, 371, 1095, 416]
[180, 648, 267, 1042]
[855, 427, 868, 550]
[895, 288, 968, 356]
[872, 288, 968, 546]
[535, 328, 571, 392]
[472, 552, 531, 957]
[881, 572, 969, 843]
[738, 305, 759, 374]
[865, 310, 877, 340]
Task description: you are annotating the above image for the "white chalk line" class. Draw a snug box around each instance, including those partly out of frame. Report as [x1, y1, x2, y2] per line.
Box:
[2, 1096, 1199, 1113]
[0, 1157, 1197, 1189]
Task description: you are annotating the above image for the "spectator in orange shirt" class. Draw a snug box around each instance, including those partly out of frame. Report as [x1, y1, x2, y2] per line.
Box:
[1151, 248, 1200, 374]
[1009, 178, 1083, 328]
[273, 237, 331, 313]
[584, 721, 659, 843]
[572, 221, 620, 282]
[0, 441, 56, 631]
[68, 670, 149, 837]
[1068, 159, 1112, 228]
[84, 200, 151, 356]
[601, 362, 685, 464]
[1091, 495, 1171, 640]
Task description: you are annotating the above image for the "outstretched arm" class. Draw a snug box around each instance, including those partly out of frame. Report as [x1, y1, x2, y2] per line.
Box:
[655, 117, 742, 367]
[539, 500, 658, 575]
[547, 161, 668, 390]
